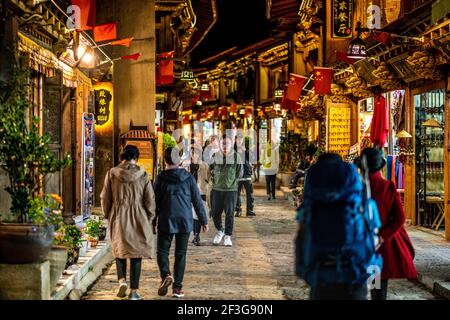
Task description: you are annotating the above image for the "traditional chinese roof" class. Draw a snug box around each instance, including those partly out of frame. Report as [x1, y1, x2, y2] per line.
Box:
[185, 0, 218, 55]
[120, 130, 155, 140]
[267, 0, 300, 20]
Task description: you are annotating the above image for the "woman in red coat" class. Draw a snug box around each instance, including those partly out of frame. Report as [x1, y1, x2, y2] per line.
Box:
[358, 148, 417, 300]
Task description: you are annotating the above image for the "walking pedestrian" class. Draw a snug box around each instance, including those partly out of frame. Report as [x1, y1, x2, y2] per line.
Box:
[153, 147, 208, 298]
[235, 134, 255, 217]
[209, 134, 243, 246]
[261, 139, 279, 200]
[100, 145, 156, 300]
[295, 153, 382, 300]
[188, 145, 209, 245]
[356, 148, 417, 300]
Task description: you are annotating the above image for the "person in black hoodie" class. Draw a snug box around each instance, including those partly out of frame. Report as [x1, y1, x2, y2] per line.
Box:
[235, 134, 256, 217]
[153, 147, 209, 298]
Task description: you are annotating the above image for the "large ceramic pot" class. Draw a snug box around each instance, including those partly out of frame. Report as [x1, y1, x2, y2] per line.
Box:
[278, 172, 294, 187]
[0, 223, 54, 264]
[46, 246, 68, 291]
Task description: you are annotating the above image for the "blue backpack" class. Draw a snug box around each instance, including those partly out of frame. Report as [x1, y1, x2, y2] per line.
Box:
[295, 157, 382, 287]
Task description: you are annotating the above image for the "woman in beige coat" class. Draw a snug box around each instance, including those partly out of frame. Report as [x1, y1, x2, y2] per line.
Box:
[101, 145, 156, 300]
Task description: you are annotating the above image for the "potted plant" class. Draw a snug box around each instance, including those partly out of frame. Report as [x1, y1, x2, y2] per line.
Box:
[0, 69, 71, 264]
[85, 219, 103, 248]
[45, 195, 68, 291]
[54, 224, 83, 269]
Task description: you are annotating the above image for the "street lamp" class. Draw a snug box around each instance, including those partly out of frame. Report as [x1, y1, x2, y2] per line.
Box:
[347, 21, 424, 60]
[347, 22, 366, 60]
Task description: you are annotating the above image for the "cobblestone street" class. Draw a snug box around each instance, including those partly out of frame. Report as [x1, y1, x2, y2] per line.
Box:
[82, 188, 442, 300]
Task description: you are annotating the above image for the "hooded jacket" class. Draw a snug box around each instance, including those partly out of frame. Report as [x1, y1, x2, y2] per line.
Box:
[154, 168, 208, 233]
[100, 162, 156, 259]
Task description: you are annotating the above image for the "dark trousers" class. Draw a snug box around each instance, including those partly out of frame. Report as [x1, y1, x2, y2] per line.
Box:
[157, 232, 190, 290]
[370, 279, 388, 300]
[310, 284, 368, 300]
[265, 174, 276, 198]
[210, 189, 237, 236]
[115, 258, 142, 289]
[236, 180, 254, 213]
[193, 220, 201, 234]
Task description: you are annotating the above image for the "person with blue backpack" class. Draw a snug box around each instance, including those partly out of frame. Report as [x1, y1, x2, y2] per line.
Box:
[295, 153, 382, 300]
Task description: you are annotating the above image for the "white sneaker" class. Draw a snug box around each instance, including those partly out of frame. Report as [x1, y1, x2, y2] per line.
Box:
[224, 235, 232, 247]
[213, 230, 225, 245]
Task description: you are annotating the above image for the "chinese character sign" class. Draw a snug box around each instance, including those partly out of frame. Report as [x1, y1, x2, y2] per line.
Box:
[333, 0, 353, 38]
[94, 82, 113, 129]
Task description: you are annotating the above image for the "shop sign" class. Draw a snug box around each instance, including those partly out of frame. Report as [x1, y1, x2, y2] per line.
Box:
[94, 82, 113, 129]
[81, 112, 95, 219]
[332, 0, 353, 38]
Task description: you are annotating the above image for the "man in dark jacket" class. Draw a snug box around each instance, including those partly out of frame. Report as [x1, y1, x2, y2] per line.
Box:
[235, 134, 255, 217]
[153, 147, 208, 299]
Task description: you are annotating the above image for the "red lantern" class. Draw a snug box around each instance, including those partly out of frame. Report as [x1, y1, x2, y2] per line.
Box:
[230, 103, 237, 113]
[183, 115, 190, 124]
[221, 107, 228, 117]
[196, 112, 202, 121]
[213, 108, 219, 118]
[204, 108, 210, 119]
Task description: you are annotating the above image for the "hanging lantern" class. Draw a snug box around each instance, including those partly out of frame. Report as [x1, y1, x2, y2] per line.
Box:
[183, 114, 190, 124]
[347, 22, 366, 60]
[196, 112, 202, 121]
[213, 108, 219, 118]
[204, 108, 210, 119]
[180, 68, 194, 81]
[221, 107, 228, 119]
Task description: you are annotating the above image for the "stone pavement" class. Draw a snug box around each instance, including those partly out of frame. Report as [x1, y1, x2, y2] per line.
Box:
[83, 188, 443, 300]
[406, 227, 450, 299]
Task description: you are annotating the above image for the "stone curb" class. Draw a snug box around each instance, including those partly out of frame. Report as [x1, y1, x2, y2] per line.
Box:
[418, 273, 450, 300]
[51, 242, 114, 300]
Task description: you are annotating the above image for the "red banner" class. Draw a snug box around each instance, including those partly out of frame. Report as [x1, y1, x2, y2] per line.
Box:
[314, 67, 333, 95]
[93, 22, 117, 42]
[72, 0, 96, 31]
[156, 51, 174, 85]
[121, 53, 141, 61]
[110, 37, 134, 47]
[283, 74, 307, 109]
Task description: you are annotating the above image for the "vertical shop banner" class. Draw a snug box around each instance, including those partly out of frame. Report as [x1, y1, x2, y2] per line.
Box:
[332, 0, 353, 38]
[81, 112, 95, 219]
[93, 82, 113, 206]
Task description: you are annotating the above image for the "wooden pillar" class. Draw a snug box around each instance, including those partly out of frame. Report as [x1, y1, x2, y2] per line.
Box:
[403, 86, 416, 224]
[113, 0, 156, 137]
[445, 75, 450, 240]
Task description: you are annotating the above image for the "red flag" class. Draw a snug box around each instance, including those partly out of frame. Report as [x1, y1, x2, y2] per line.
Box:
[283, 74, 307, 109]
[121, 53, 141, 61]
[336, 51, 358, 65]
[72, 0, 96, 31]
[93, 22, 117, 42]
[156, 51, 174, 85]
[314, 67, 333, 95]
[373, 31, 392, 45]
[109, 37, 134, 47]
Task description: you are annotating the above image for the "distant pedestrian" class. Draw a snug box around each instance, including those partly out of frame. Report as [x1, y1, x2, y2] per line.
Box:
[100, 145, 156, 300]
[153, 147, 208, 298]
[356, 148, 417, 300]
[209, 134, 242, 246]
[188, 145, 209, 246]
[295, 153, 382, 300]
[235, 134, 255, 217]
[261, 140, 279, 200]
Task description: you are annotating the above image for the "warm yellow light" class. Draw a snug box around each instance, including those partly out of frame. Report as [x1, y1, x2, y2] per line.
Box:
[77, 46, 86, 58]
[83, 52, 93, 63]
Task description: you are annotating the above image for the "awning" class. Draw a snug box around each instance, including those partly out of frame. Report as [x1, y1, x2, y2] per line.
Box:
[18, 32, 89, 88]
[185, 0, 218, 55]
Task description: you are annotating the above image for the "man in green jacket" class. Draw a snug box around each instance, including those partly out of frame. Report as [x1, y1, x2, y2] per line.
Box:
[209, 134, 242, 247]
